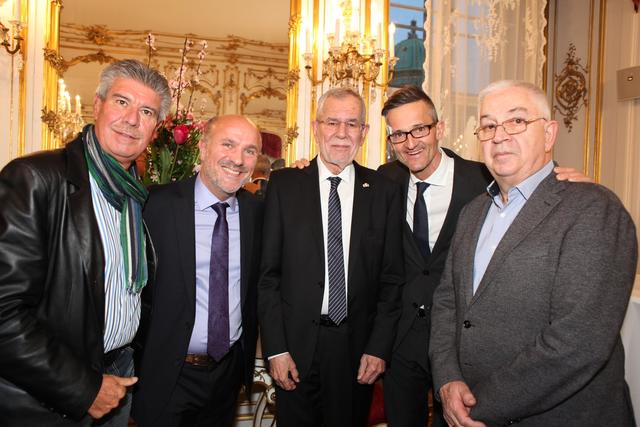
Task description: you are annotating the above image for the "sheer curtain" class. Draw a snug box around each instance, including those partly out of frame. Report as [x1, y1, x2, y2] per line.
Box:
[423, 0, 547, 161]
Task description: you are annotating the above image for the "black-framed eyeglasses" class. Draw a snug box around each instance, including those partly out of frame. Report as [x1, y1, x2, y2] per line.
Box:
[474, 117, 546, 141]
[386, 122, 438, 144]
[317, 119, 366, 132]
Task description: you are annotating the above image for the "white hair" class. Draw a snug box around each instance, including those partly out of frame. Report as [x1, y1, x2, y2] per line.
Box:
[478, 80, 551, 120]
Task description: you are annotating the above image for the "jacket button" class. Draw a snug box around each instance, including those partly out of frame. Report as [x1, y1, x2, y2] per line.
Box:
[463, 320, 472, 328]
[423, 269, 429, 275]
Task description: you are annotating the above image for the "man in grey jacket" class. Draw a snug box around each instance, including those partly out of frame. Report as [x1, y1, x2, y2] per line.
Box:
[429, 80, 637, 427]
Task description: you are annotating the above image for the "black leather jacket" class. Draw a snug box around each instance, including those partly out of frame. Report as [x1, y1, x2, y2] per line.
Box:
[0, 136, 155, 425]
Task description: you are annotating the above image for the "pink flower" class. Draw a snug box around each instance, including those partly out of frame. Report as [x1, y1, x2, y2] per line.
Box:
[173, 124, 190, 145]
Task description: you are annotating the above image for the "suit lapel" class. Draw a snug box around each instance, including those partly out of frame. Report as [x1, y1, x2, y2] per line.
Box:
[237, 190, 254, 308]
[173, 177, 197, 308]
[471, 175, 563, 305]
[398, 166, 426, 269]
[304, 159, 325, 266]
[461, 199, 490, 305]
[66, 138, 106, 330]
[430, 155, 470, 260]
[347, 162, 372, 303]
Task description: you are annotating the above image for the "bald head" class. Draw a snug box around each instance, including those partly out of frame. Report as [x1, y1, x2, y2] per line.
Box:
[198, 115, 262, 200]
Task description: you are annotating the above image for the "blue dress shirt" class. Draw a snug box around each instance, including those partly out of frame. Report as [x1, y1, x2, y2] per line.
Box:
[473, 161, 554, 293]
[188, 175, 242, 354]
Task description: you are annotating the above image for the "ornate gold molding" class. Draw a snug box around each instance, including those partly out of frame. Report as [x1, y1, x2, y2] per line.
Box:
[286, 69, 300, 90]
[285, 125, 299, 146]
[239, 86, 286, 113]
[43, 48, 66, 73]
[554, 43, 588, 132]
[288, 13, 302, 37]
[84, 24, 113, 45]
[44, 48, 119, 75]
[41, 107, 60, 132]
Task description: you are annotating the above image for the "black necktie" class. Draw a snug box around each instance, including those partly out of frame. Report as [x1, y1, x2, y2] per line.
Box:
[413, 182, 430, 259]
[327, 177, 347, 325]
[208, 202, 229, 361]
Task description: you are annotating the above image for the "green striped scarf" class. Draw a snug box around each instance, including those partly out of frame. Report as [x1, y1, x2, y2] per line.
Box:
[83, 124, 149, 293]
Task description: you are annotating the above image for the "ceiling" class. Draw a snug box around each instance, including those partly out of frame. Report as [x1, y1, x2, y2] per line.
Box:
[60, 0, 290, 43]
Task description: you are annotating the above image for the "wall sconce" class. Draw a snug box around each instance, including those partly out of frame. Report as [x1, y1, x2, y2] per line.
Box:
[0, 20, 23, 56]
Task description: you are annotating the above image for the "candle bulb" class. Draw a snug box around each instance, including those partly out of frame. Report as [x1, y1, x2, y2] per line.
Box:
[75, 95, 81, 115]
[335, 19, 340, 46]
[306, 29, 311, 54]
[14, 0, 21, 19]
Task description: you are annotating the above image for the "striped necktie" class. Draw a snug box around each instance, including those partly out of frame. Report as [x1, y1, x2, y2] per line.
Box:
[327, 177, 347, 325]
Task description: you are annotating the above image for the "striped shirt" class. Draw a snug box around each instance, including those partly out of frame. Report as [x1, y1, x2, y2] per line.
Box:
[89, 175, 141, 353]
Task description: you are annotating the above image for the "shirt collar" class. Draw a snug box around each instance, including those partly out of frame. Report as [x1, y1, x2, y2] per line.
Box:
[194, 173, 238, 212]
[317, 156, 355, 184]
[409, 147, 451, 187]
[486, 160, 555, 203]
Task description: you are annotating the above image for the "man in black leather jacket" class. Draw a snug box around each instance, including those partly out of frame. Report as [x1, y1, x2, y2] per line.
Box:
[0, 59, 169, 426]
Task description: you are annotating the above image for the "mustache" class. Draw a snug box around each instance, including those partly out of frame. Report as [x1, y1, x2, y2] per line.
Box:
[112, 125, 143, 139]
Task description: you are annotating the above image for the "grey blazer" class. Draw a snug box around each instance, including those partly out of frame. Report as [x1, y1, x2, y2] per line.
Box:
[429, 172, 638, 427]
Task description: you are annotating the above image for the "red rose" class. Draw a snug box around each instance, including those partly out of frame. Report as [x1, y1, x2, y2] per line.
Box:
[173, 124, 189, 145]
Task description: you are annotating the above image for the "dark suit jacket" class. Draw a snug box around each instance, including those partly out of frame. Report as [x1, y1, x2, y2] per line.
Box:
[378, 148, 491, 370]
[258, 158, 404, 377]
[430, 173, 638, 426]
[132, 177, 263, 426]
[0, 136, 155, 426]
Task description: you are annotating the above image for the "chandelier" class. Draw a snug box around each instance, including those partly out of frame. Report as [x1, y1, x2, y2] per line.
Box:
[303, 2, 397, 93]
[55, 79, 85, 142]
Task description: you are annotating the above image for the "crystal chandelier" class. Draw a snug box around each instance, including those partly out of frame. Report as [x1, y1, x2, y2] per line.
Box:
[55, 79, 85, 142]
[303, 2, 397, 93]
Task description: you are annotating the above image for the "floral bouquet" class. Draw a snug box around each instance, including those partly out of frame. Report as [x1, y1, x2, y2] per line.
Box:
[142, 34, 208, 186]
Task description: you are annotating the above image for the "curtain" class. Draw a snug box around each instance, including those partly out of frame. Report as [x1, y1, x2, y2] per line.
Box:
[423, 0, 547, 161]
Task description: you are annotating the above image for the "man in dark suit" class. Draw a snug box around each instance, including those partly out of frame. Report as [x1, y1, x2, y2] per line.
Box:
[132, 115, 263, 427]
[0, 59, 169, 426]
[430, 80, 637, 427]
[258, 88, 404, 427]
[378, 87, 491, 427]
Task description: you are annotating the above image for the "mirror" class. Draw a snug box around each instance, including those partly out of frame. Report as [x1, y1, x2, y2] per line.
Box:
[58, 0, 290, 148]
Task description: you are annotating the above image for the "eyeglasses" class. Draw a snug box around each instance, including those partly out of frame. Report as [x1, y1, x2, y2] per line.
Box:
[317, 119, 365, 132]
[474, 117, 546, 141]
[386, 123, 438, 144]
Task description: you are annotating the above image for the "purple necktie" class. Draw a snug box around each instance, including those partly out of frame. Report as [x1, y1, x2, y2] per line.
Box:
[208, 202, 229, 361]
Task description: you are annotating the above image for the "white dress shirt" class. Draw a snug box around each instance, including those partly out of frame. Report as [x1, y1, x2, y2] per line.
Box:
[406, 148, 454, 251]
[318, 158, 354, 315]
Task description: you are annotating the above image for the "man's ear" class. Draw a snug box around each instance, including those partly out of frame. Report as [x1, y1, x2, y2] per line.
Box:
[93, 95, 102, 120]
[544, 120, 558, 153]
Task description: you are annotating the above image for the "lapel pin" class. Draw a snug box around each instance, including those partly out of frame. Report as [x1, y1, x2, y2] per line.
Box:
[362, 182, 370, 188]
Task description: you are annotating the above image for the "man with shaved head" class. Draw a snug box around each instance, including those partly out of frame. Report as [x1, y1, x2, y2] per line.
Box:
[133, 115, 264, 427]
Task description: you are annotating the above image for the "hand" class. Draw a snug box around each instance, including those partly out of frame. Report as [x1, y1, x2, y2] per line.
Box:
[357, 354, 385, 384]
[292, 158, 310, 169]
[439, 381, 485, 427]
[554, 166, 593, 183]
[88, 374, 137, 419]
[269, 353, 300, 391]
